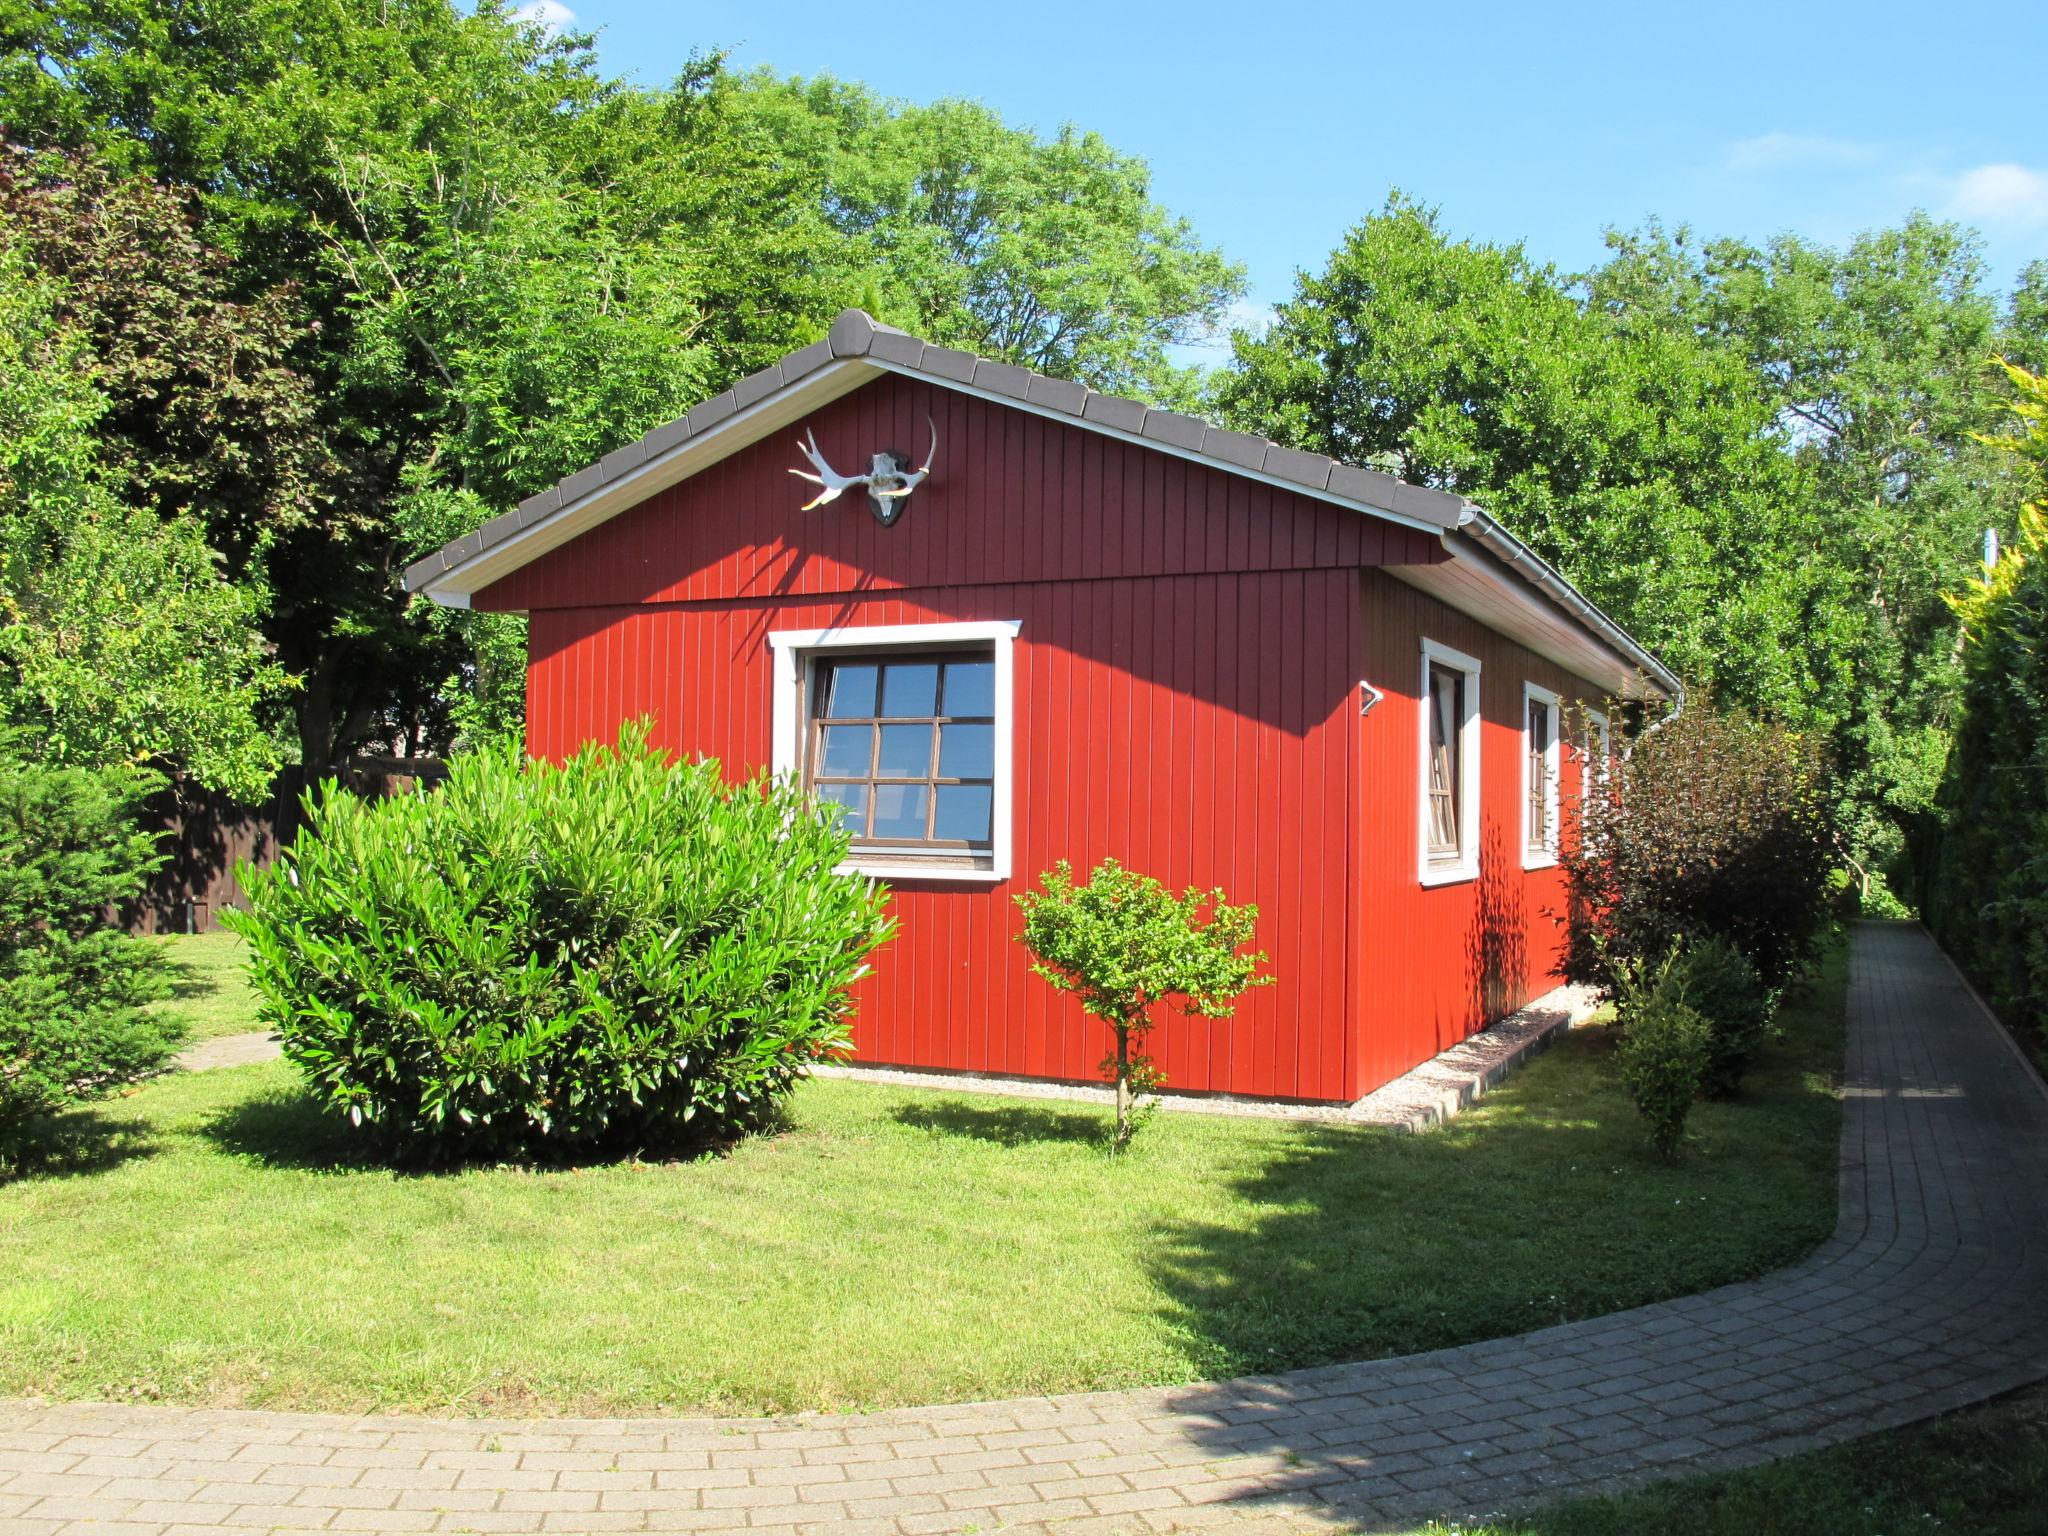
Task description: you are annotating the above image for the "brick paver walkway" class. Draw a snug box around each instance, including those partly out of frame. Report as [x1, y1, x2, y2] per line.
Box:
[4, 923, 2045, 1535]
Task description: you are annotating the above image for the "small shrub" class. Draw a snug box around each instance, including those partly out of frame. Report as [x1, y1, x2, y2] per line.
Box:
[1613, 951, 1712, 1161]
[1669, 935, 1778, 1097]
[1016, 858, 1270, 1149]
[1564, 703, 1834, 990]
[226, 727, 893, 1162]
[0, 752, 177, 1165]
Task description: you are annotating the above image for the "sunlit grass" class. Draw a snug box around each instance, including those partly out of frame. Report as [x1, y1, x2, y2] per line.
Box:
[0, 937, 1847, 1417]
[153, 930, 264, 1042]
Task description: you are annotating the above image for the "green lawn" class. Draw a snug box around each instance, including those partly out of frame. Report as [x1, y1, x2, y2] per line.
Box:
[153, 930, 264, 1042]
[0, 938, 1847, 1418]
[1420, 1382, 2048, 1536]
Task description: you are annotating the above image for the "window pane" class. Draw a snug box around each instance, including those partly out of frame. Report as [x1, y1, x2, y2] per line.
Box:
[935, 784, 993, 843]
[817, 723, 872, 778]
[816, 782, 867, 836]
[1429, 667, 1462, 855]
[942, 660, 995, 717]
[880, 662, 938, 717]
[871, 782, 930, 840]
[823, 664, 877, 719]
[876, 723, 934, 778]
[939, 722, 994, 779]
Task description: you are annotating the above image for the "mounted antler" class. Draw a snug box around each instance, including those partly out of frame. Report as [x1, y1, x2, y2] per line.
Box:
[788, 418, 938, 522]
[868, 417, 938, 500]
[788, 429, 865, 511]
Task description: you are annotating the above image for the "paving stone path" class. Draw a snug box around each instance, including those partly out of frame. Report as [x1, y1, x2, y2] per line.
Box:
[173, 1034, 282, 1074]
[4, 923, 2045, 1536]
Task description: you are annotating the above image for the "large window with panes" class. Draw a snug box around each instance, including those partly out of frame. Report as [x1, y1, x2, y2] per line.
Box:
[807, 652, 996, 851]
[769, 620, 1019, 882]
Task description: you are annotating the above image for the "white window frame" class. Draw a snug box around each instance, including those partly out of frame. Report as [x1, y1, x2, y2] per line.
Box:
[1521, 682, 1562, 870]
[769, 620, 1020, 883]
[1418, 638, 1482, 887]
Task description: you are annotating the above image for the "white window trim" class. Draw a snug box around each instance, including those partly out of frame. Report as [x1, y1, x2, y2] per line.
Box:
[1522, 682, 1562, 870]
[769, 620, 1021, 884]
[1418, 638, 1482, 887]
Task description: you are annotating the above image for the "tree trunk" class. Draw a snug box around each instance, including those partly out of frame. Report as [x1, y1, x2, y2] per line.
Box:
[1112, 1023, 1133, 1151]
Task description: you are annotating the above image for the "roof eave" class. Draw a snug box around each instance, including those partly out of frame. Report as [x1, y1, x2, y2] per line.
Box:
[405, 307, 1468, 606]
[408, 356, 880, 605]
[1387, 506, 1682, 702]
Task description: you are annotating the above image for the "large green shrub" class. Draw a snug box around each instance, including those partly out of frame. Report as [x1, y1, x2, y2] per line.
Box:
[0, 752, 178, 1162]
[226, 729, 894, 1162]
[1564, 704, 1834, 990]
[1016, 858, 1269, 1149]
[1612, 950, 1713, 1161]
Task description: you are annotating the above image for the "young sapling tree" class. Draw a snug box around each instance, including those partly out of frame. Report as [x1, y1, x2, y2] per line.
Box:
[1015, 857, 1270, 1149]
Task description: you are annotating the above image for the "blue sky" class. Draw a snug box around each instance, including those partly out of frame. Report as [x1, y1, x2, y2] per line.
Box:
[522, 1, 2047, 347]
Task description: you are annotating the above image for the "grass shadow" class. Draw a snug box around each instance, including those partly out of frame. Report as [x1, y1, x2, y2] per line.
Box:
[203, 1081, 801, 1176]
[891, 1097, 1110, 1148]
[201, 1083, 399, 1173]
[1, 1105, 160, 1183]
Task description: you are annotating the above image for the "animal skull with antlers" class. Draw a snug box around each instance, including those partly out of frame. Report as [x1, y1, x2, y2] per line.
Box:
[789, 417, 937, 525]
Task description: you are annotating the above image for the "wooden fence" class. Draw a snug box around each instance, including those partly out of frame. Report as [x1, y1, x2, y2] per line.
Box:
[125, 757, 446, 935]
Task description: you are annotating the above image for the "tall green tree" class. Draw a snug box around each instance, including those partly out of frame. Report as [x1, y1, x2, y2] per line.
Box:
[0, 242, 284, 798]
[2, 0, 693, 765]
[1213, 197, 1839, 730]
[1591, 216, 2026, 865]
[0, 1, 1243, 766]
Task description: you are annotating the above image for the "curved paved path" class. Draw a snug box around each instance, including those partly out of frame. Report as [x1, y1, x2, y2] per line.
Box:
[4, 923, 2046, 1536]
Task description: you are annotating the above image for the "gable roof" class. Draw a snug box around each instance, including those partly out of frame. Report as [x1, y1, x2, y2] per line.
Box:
[405, 309, 1680, 701]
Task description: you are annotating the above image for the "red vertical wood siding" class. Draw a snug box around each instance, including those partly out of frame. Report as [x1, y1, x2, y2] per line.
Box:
[1349, 568, 1595, 1093]
[497, 372, 1607, 1102]
[527, 575, 1360, 1100]
[476, 374, 1441, 614]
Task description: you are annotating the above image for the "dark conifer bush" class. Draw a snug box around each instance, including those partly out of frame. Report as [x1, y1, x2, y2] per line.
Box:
[0, 753, 177, 1163]
[227, 728, 893, 1162]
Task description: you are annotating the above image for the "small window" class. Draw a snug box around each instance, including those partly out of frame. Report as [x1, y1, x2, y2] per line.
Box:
[1419, 640, 1481, 885]
[807, 652, 996, 850]
[1523, 683, 1561, 867]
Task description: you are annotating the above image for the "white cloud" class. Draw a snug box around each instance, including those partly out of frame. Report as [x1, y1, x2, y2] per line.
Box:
[1725, 133, 1879, 173]
[1944, 163, 2048, 227]
[513, 0, 576, 32]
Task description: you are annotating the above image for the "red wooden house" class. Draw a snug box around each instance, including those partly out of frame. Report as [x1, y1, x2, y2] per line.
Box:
[406, 310, 1679, 1105]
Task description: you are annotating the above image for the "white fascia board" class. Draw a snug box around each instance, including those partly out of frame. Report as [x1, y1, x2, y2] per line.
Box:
[416, 359, 881, 605]
[1387, 557, 1648, 702]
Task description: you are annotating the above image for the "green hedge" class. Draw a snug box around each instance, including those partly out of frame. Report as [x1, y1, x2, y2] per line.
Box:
[1917, 504, 2048, 1045]
[227, 728, 894, 1162]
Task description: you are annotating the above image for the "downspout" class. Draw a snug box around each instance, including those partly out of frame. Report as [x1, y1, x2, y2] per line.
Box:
[1446, 505, 1687, 743]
